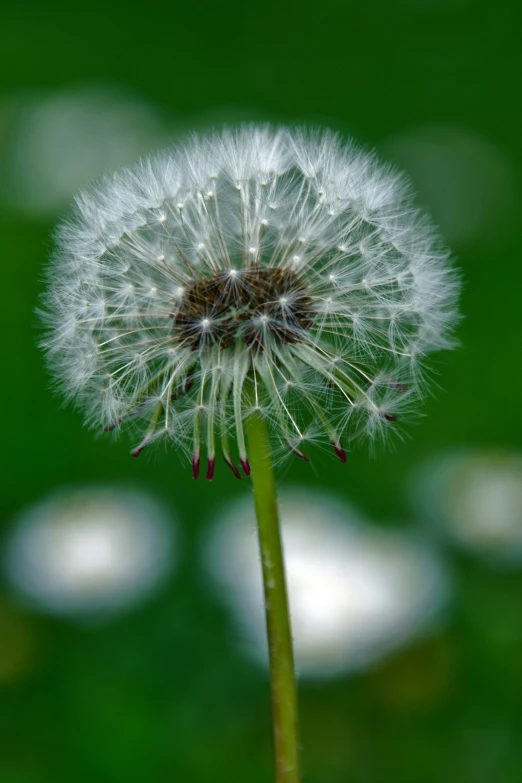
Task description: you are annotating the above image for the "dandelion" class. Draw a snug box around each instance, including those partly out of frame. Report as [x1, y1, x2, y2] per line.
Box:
[205, 490, 448, 678]
[42, 126, 459, 478]
[4, 487, 175, 618]
[40, 125, 460, 783]
[412, 450, 522, 565]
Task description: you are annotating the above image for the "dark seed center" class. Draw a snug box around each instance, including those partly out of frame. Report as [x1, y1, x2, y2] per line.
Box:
[172, 265, 314, 349]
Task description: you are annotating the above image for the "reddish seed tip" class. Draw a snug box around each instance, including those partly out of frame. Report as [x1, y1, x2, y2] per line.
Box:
[192, 455, 200, 479]
[332, 441, 347, 463]
[384, 413, 398, 421]
[288, 443, 311, 462]
[104, 418, 121, 432]
[240, 457, 251, 476]
[224, 457, 242, 480]
[206, 458, 215, 481]
[131, 433, 154, 457]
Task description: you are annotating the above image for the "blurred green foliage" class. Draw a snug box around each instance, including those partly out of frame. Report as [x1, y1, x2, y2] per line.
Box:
[1, 0, 521, 780]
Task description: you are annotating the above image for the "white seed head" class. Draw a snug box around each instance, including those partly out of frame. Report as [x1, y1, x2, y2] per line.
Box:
[41, 125, 460, 478]
[204, 490, 448, 676]
[4, 487, 174, 616]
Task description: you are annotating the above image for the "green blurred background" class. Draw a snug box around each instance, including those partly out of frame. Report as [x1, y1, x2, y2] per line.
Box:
[1, 0, 521, 781]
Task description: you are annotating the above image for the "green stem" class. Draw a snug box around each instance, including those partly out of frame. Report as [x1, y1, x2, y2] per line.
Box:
[245, 411, 300, 783]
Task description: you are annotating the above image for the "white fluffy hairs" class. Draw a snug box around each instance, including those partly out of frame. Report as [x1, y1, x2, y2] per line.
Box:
[41, 124, 460, 478]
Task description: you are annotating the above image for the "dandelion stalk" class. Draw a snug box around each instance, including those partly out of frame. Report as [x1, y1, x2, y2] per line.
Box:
[40, 125, 460, 783]
[246, 408, 300, 783]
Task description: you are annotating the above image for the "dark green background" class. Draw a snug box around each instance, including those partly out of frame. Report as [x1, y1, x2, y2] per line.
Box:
[1, 1, 521, 781]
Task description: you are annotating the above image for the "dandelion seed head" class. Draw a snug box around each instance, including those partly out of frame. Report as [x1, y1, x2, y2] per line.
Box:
[204, 490, 448, 676]
[41, 125, 460, 477]
[4, 487, 175, 617]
